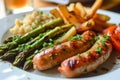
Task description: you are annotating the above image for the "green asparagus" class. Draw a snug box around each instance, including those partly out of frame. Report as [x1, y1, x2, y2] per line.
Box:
[0, 18, 63, 55]
[23, 50, 39, 70]
[23, 59, 33, 70]
[0, 33, 45, 60]
[13, 24, 72, 66]
[3, 37, 13, 44]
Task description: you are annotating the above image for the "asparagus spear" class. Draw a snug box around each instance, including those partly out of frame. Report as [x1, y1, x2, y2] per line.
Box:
[23, 35, 58, 70]
[0, 48, 19, 60]
[23, 24, 73, 70]
[13, 24, 72, 66]
[0, 18, 63, 55]
[3, 37, 13, 44]
[23, 50, 39, 70]
[0, 33, 45, 60]
[2, 35, 21, 44]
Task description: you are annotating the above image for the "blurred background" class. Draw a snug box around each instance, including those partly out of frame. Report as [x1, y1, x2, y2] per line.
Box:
[0, 0, 120, 19]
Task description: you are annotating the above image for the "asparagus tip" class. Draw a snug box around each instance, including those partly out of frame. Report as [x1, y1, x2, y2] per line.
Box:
[23, 60, 33, 70]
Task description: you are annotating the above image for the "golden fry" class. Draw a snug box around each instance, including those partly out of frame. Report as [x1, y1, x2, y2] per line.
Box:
[86, 0, 103, 19]
[55, 27, 76, 43]
[58, 5, 80, 25]
[95, 19, 109, 28]
[93, 13, 110, 22]
[75, 2, 87, 18]
[68, 3, 75, 11]
[69, 11, 85, 23]
[93, 20, 111, 32]
[72, 4, 86, 22]
[76, 19, 95, 33]
[50, 9, 62, 18]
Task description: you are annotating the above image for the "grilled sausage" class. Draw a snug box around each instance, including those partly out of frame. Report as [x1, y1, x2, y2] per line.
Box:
[33, 31, 96, 70]
[58, 35, 112, 78]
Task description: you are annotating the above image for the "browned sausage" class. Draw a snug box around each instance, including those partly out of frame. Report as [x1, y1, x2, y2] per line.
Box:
[33, 31, 96, 70]
[58, 35, 112, 78]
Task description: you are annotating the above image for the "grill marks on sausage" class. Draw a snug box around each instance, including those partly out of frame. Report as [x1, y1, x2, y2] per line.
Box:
[46, 41, 83, 61]
[67, 39, 110, 70]
[33, 31, 97, 70]
[46, 37, 94, 62]
[68, 59, 75, 69]
[68, 59, 81, 70]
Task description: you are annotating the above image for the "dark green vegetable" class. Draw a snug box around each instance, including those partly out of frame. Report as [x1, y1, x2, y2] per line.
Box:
[95, 46, 102, 53]
[94, 36, 99, 41]
[43, 42, 48, 48]
[55, 40, 61, 45]
[13, 24, 72, 66]
[70, 34, 82, 41]
[100, 39, 106, 45]
[23, 59, 33, 70]
[42, 38, 54, 48]
[3, 37, 13, 44]
[0, 33, 45, 60]
[77, 53, 81, 58]
[23, 50, 39, 70]
[87, 51, 90, 55]
[0, 48, 19, 60]
[0, 18, 63, 55]
[100, 34, 110, 46]
[103, 34, 110, 40]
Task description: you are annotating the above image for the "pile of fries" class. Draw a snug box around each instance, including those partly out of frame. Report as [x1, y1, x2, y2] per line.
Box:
[50, 0, 113, 43]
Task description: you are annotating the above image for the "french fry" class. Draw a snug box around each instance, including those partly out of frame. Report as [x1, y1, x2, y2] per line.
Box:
[50, 9, 62, 18]
[58, 4, 81, 26]
[71, 2, 86, 22]
[76, 19, 95, 33]
[69, 11, 85, 23]
[58, 5, 70, 24]
[95, 19, 110, 28]
[83, 7, 89, 15]
[74, 2, 87, 18]
[86, 0, 103, 19]
[93, 13, 110, 22]
[55, 27, 76, 43]
[68, 3, 75, 11]
[93, 20, 112, 32]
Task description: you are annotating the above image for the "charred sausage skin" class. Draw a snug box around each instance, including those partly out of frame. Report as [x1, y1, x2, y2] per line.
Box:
[33, 31, 96, 70]
[58, 35, 112, 78]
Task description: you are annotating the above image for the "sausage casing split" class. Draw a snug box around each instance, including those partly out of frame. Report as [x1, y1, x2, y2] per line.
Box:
[33, 31, 96, 70]
[58, 35, 112, 78]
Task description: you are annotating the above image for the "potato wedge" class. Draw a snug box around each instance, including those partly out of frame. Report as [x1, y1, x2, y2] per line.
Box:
[75, 2, 87, 18]
[68, 3, 75, 11]
[95, 19, 109, 28]
[93, 13, 110, 22]
[55, 27, 76, 43]
[93, 20, 111, 32]
[50, 9, 62, 18]
[69, 11, 85, 23]
[76, 19, 95, 33]
[58, 4, 81, 26]
[86, 0, 103, 19]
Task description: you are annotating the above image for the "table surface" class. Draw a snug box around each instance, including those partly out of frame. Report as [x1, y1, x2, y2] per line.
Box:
[33, 0, 120, 13]
[0, 0, 120, 19]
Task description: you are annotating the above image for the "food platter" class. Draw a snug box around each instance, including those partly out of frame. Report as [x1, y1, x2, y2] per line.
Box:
[0, 7, 120, 80]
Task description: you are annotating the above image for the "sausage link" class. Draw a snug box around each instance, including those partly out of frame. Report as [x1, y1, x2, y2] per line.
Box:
[58, 35, 112, 78]
[33, 31, 96, 70]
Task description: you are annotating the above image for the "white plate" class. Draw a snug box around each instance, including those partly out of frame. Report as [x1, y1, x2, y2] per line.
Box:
[0, 7, 120, 80]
